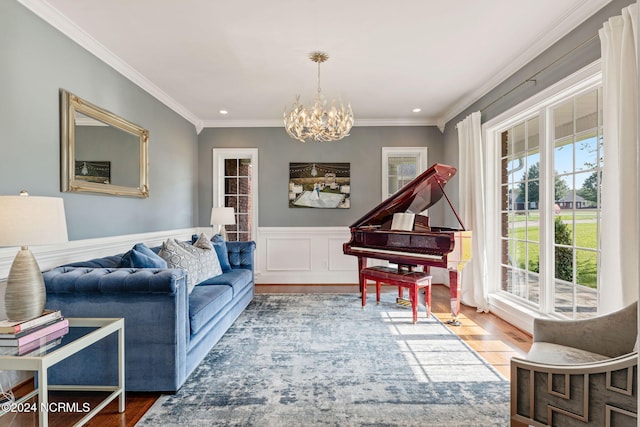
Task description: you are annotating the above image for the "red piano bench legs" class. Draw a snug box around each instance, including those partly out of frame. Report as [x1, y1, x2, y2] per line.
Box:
[360, 266, 432, 324]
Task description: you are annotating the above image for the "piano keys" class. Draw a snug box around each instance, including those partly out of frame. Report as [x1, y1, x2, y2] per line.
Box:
[343, 163, 472, 325]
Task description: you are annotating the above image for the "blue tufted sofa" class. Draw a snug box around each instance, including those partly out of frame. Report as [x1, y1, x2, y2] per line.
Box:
[41, 237, 256, 392]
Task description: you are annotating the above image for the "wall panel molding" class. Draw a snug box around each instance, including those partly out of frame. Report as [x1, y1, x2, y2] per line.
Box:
[266, 238, 312, 271]
[256, 227, 359, 284]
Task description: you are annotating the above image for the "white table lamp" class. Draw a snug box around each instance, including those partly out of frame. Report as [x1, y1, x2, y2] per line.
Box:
[210, 207, 235, 241]
[0, 191, 68, 321]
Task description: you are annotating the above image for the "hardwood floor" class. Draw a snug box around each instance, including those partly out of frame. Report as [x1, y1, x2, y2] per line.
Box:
[3, 284, 532, 426]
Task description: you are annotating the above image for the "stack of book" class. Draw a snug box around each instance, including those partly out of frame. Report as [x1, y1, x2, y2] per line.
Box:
[0, 310, 68, 356]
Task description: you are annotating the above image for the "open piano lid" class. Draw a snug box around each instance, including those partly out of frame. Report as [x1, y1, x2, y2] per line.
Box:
[349, 163, 464, 230]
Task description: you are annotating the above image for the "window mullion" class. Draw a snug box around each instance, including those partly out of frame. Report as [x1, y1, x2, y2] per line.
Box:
[539, 108, 555, 314]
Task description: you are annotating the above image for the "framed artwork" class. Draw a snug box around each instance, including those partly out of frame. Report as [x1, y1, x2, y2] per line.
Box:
[289, 162, 350, 209]
[75, 160, 111, 184]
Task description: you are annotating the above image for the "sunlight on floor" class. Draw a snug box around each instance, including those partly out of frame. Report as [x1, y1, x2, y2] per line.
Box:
[378, 308, 506, 383]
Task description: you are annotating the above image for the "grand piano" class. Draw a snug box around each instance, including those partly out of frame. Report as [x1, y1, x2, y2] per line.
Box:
[343, 163, 472, 325]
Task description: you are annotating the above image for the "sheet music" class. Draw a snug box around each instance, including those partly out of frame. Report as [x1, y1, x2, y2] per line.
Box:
[390, 212, 415, 231]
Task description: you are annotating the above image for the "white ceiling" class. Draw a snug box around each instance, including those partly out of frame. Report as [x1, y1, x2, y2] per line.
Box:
[20, 0, 612, 132]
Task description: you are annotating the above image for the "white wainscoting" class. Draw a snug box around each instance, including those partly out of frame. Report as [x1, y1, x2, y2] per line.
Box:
[0, 226, 202, 328]
[0, 227, 200, 302]
[255, 226, 450, 285]
[0, 224, 450, 289]
[256, 227, 359, 284]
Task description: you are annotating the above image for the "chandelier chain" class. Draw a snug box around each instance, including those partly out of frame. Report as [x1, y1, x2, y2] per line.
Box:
[317, 61, 321, 97]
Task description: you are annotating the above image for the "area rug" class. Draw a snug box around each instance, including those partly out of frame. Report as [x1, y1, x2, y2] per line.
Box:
[136, 293, 509, 426]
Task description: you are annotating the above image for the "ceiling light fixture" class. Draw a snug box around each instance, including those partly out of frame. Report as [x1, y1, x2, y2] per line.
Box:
[219, 110, 228, 115]
[284, 51, 354, 143]
[412, 108, 421, 113]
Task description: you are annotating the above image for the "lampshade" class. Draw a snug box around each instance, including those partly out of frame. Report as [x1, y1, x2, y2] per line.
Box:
[0, 194, 68, 246]
[0, 192, 68, 321]
[210, 207, 236, 226]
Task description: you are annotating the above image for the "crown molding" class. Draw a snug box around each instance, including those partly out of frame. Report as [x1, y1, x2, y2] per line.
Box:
[353, 118, 438, 127]
[437, 0, 612, 131]
[200, 119, 285, 129]
[17, 0, 201, 130]
[200, 117, 438, 130]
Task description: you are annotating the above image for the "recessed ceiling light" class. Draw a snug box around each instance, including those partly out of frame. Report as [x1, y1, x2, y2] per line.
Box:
[219, 110, 228, 115]
[412, 108, 421, 113]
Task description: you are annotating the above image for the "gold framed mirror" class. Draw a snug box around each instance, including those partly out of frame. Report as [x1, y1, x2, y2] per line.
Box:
[60, 89, 149, 198]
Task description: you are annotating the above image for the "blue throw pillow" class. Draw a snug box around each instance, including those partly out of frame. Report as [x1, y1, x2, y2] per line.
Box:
[119, 243, 168, 268]
[211, 234, 232, 272]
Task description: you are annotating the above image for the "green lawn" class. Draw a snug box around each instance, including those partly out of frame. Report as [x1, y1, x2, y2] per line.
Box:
[510, 222, 598, 288]
[509, 211, 598, 221]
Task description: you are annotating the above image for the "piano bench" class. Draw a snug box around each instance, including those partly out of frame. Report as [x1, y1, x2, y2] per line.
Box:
[360, 266, 432, 324]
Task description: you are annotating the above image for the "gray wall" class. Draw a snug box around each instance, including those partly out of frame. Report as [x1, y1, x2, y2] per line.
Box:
[441, 0, 635, 183]
[1, 2, 199, 240]
[197, 126, 446, 228]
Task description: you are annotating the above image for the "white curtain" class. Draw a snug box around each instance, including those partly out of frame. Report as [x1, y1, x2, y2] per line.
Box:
[457, 111, 489, 312]
[598, 3, 639, 313]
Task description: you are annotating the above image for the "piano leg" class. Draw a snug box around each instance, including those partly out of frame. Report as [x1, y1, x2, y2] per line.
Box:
[357, 257, 367, 293]
[446, 269, 462, 326]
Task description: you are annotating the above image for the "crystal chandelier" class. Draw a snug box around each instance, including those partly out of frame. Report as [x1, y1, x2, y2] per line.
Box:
[284, 52, 354, 143]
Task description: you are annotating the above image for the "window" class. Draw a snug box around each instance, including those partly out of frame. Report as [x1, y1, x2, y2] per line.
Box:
[501, 117, 541, 305]
[550, 90, 602, 316]
[213, 149, 258, 242]
[487, 62, 602, 320]
[382, 147, 428, 199]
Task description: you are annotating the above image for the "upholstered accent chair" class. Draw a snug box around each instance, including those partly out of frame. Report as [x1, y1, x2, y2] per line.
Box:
[511, 301, 638, 426]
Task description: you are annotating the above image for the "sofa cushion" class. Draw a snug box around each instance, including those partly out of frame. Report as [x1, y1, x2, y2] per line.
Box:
[176, 238, 222, 284]
[193, 233, 214, 251]
[158, 239, 199, 294]
[188, 284, 233, 335]
[198, 268, 253, 296]
[191, 233, 233, 272]
[119, 243, 168, 269]
[212, 234, 232, 272]
[526, 342, 610, 364]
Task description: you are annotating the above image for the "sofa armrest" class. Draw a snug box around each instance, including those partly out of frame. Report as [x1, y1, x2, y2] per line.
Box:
[533, 301, 637, 358]
[43, 266, 190, 392]
[226, 240, 256, 272]
[44, 266, 187, 294]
